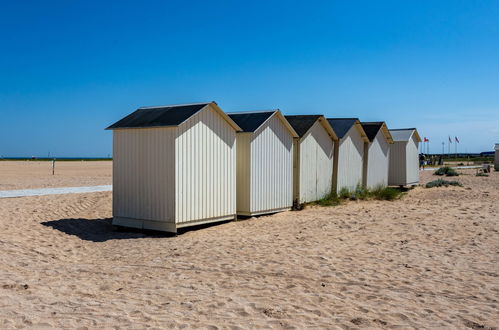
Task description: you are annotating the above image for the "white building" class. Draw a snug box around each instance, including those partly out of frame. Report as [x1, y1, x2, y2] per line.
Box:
[285, 115, 338, 204]
[388, 128, 421, 186]
[228, 110, 298, 216]
[327, 118, 369, 192]
[361, 122, 393, 189]
[106, 102, 241, 233]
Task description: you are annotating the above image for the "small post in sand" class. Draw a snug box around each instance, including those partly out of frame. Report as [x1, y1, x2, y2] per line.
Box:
[52, 159, 55, 175]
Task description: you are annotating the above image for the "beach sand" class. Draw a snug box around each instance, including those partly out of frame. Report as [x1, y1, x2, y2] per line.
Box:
[0, 162, 497, 328]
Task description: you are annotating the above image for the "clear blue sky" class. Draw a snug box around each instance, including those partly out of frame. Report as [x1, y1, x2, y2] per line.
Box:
[1, 0, 498, 156]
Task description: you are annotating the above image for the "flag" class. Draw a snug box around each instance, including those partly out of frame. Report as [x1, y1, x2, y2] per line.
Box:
[448, 136, 452, 143]
[424, 137, 429, 142]
[455, 136, 459, 143]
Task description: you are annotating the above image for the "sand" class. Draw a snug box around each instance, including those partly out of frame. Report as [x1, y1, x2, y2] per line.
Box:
[0, 162, 497, 329]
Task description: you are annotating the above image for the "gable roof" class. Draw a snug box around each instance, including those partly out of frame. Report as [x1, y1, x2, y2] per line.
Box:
[106, 102, 241, 131]
[227, 110, 298, 137]
[227, 111, 275, 132]
[389, 128, 422, 142]
[327, 118, 368, 141]
[361, 122, 393, 143]
[285, 115, 338, 140]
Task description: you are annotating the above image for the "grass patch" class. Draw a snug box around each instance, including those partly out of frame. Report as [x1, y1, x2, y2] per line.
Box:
[495, 165, 499, 172]
[425, 179, 462, 188]
[316, 192, 341, 207]
[434, 166, 459, 176]
[335, 185, 405, 202]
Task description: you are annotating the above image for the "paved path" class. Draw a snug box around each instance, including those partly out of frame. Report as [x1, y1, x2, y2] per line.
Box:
[421, 165, 481, 171]
[0, 185, 112, 198]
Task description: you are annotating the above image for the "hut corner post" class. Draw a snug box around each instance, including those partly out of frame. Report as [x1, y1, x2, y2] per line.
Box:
[362, 142, 369, 188]
[331, 141, 339, 194]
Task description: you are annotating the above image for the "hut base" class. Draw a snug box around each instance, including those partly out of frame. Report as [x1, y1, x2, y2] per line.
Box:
[236, 207, 291, 217]
[113, 214, 236, 233]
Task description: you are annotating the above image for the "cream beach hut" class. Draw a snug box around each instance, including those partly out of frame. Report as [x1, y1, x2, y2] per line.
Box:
[495, 144, 499, 168]
[285, 115, 338, 204]
[106, 102, 241, 233]
[228, 110, 298, 216]
[327, 118, 369, 192]
[361, 122, 394, 189]
[388, 128, 422, 186]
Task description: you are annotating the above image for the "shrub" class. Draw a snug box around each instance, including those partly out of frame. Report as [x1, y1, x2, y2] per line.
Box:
[352, 184, 369, 200]
[425, 179, 462, 188]
[495, 165, 499, 172]
[476, 172, 489, 177]
[434, 166, 459, 177]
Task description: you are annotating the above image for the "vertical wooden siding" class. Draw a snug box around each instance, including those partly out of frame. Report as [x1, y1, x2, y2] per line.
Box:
[113, 127, 176, 223]
[175, 105, 237, 223]
[299, 120, 334, 203]
[388, 141, 407, 186]
[250, 114, 294, 213]
[336, 126, 365, 191]
[366, 130, 390, 188]
[405, 135, 420, 185]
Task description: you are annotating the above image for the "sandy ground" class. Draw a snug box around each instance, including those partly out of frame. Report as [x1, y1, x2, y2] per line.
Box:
[0, 162, 498, 329]
[0, 161, 112, 190]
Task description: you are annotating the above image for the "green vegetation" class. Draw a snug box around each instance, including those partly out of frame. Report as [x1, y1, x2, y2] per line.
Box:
[318, 184, 404, 205]
[425, 179, 462, 188]
[316, 192, 341, 207]
[495, 165, 499, 172]
[434, 166, 459, 176]
[442, 156, 493, 162]
[476, 172, 489, 177]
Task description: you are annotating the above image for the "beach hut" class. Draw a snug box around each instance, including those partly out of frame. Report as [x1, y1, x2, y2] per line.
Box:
[285, 115, 338, 204]
[361, 122, 394, 189]
[228, 110, 298, 216]
[495, 144, 499, 168]
[106, 102, 241, 233]
[327, 118, 369, 192]
[388, 128, 422, 187]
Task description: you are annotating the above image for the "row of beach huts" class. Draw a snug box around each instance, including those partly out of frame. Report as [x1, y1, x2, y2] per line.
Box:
[107, 102, 421, 233]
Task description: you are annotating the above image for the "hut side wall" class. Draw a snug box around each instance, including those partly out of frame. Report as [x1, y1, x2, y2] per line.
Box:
[336, 126, 365, 191]
[405, 134, 420, 185]
[299, 120, 334, 203]
[175, 105, 237, 225]
[366, 130, 390, 188]
[388, 141, 407, 186]
[235, 133, 252, 213]
[112, 127, 176, 228]
[249, 114, 294, 214]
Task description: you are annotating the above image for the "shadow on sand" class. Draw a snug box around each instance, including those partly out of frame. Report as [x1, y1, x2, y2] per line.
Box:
[41, 218, 234, 242]
[41, 218, 172, 242]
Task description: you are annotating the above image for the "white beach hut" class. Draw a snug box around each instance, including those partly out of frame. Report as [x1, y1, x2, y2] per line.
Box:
[106, 102, 242, 233]
[285, 115, 338, 204]
[228, 110, 298, 216]
[361, 122, 394, 189]
[327, 118, 369, 192]
[495, 144, 499, 168]
[388, 128, 422, 186]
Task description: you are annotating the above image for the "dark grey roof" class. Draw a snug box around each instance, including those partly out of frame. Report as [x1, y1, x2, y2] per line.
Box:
[361, 122, 384, 142]
[227, 111, 275, 132]
[327, 118, 358, 139]
[106, 103, 209, 129]
[284, 115, 322, 137]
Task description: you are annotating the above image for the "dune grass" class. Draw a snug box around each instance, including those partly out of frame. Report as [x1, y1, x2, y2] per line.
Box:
[425, 179, 462, 188]
[315, 184, 404, 207]
[434, 166, 459, 177]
